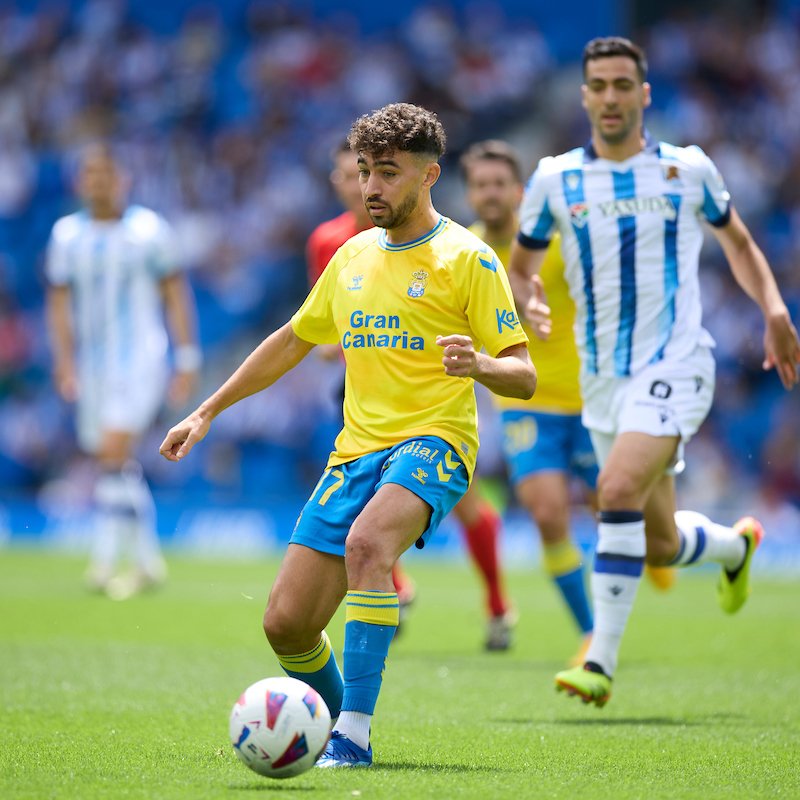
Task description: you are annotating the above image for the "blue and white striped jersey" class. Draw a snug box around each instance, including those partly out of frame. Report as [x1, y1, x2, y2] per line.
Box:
[45, 205, 179, 384]
[518, 138, 729, 377]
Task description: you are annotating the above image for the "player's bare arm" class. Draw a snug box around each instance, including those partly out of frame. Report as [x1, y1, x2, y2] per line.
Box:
[436, 336, 535, 399]
[46, 284, 78, 402]
[160, 273, 201, 406]
[713, 207, 800, 389]
[160, 322, 315, 461]
[508, 240, 551, 339]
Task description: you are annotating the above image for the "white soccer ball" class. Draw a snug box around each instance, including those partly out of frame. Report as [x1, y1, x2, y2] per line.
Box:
[229, 676, 331, 779]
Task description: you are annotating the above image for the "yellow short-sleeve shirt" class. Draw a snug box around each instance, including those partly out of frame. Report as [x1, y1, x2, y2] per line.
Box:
[292, 216, 529, 477]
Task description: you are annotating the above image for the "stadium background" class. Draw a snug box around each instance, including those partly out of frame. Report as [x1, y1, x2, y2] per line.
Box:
[0, 0, 798, 566]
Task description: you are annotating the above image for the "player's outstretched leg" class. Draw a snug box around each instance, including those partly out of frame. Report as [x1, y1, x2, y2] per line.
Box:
[670, 510, 763, 613]
[265, 545, 347, 727]
[718, 516, 764, 614]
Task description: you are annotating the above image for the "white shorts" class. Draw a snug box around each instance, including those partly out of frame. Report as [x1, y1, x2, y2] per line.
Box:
[582, 346, 716, 470]
[77, 364, 168, 454]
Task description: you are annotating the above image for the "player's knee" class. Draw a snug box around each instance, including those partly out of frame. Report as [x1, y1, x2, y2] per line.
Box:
[262, 602, 309, 652]
[344, 530, 393, 582]
[528, 502, 568, 542]
[597, 469, 643, 509]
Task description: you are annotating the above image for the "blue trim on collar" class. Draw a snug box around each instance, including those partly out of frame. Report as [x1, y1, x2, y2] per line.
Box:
[378, 216, 447, 251]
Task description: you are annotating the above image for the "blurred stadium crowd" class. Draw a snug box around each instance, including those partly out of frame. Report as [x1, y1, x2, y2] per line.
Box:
[0, 0, 798, 538]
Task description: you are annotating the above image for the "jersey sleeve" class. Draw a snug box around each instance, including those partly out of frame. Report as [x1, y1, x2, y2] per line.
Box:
[517, 160, 556, 250]
[150, 216, 181, 277]
[689, 146, 732, 228]
[291, 249, 340, 345]
[464, 245, 529, 357]
[44, 222, 72, 287]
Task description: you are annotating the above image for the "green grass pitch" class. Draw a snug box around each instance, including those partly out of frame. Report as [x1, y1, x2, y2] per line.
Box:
[2, 548, 798, 799]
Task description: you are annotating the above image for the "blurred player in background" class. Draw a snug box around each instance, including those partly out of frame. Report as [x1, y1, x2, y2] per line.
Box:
[461, 140, 596, 664]
[160, 103, 535, 768]
[46, 143, 200, 599]
[310, 140, 515, 651]
[511, 36, 800, 706]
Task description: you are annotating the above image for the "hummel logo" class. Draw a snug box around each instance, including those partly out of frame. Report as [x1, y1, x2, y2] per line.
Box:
[609, 585, 623, 596]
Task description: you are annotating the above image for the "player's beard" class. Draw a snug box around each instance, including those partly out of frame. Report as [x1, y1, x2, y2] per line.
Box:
[366, 191, 418, 230]
[596, 108, 639, 145]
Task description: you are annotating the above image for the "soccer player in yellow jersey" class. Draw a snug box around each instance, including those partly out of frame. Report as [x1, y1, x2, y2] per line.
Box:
[461, 140, 596, 664]
[160, 104, 535, 768]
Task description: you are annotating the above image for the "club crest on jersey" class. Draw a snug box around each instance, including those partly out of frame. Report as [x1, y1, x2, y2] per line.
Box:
[569, 202, 590, 228]
[662, 165, 681, 183]
[347, 274, 364, 291]
[407, 270, 429, 298]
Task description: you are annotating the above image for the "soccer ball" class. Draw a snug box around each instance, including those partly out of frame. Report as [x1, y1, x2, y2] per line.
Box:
[229, 676, 331, 779]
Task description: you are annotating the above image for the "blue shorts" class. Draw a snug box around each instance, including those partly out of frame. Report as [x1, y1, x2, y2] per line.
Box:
[500, 409, 598, 489]
[291, 436, 469, 557]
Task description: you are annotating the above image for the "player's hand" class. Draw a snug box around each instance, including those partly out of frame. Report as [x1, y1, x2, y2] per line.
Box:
[437, 334, 478, 378]
[763, 308, 800, 389]
[159, 409, 211, 462]
[524, 275, 551, 340]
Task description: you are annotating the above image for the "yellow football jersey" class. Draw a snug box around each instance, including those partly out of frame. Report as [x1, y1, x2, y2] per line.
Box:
[469, 223, 582, 413]
[292, 216, 529, 477]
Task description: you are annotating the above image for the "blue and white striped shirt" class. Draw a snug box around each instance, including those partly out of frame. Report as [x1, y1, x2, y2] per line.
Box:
[518, 138, 728, 378]
[45, 205, 179, 386]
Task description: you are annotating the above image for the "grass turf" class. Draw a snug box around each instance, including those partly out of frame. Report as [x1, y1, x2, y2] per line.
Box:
[1, 548, 798, 799]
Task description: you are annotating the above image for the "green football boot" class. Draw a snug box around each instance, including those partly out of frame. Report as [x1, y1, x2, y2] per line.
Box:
[555, 665, 612, 708]
[718, 516, 764, 614]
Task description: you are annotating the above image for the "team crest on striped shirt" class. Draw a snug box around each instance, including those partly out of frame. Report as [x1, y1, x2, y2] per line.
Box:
[407, 270, 429, 298]
[569, 202, 590, 228]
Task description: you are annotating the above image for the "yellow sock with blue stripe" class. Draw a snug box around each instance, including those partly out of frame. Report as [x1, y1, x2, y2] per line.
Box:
[276, 630, 343, 718]
[341, 590, 399, 716]
[543, 540, 594, 634]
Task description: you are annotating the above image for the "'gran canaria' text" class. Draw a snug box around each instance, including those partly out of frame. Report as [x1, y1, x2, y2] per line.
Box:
[342, 309, 424, 350]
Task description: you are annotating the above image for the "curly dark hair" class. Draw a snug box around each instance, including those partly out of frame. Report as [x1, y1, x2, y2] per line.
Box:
[583, 37, 647, 82]
[348, 103, 446, 160]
